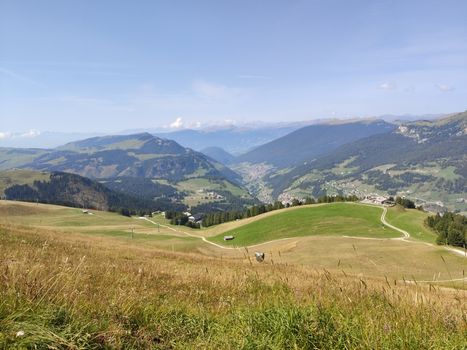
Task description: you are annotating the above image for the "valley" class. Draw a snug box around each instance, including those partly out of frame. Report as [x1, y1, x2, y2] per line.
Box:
[0, 111, 465, 349]
[232, 112, 467, 213]
[1, 113, 465, 214]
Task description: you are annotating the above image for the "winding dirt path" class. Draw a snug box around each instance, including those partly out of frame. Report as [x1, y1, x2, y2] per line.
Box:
[140, 217, 244, 250]
[140, 206, 466, 258]
[140, 217, 298, 250]
[380, 207, 409, 239]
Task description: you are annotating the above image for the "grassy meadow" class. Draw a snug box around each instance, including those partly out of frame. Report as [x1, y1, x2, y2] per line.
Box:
[208, 203, 401, 246]
[0, 201, 203, 253]
[0, 200, 466, 348]
[386, 205, 438, 243]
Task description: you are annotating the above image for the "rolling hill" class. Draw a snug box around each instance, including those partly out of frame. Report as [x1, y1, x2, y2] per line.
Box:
[28, 133, 239, 182]
[0, 169, 183, 212]
[208, 203, 401, 246]
[2, 199, 465, 348]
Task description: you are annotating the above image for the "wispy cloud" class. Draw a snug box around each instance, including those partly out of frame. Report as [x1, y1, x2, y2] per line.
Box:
[0, 67, 44, 87]
[436, 84, 454, 92]
[20, 129, 41, 138]
[0, 130, 40, 139]
[378, 82, 396, 90]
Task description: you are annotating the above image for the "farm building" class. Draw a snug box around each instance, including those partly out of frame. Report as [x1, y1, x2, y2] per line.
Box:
[188, 213, 204, 224]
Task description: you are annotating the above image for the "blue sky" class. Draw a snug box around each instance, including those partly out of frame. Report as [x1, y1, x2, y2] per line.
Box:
[1, 0, 466, 133]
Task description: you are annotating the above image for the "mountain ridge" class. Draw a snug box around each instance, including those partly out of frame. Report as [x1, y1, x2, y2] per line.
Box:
[201, 147, 235, 165]
[233, 120, 396, 168]
[262, 112, 467, 212]
[0, 133, 255, 211]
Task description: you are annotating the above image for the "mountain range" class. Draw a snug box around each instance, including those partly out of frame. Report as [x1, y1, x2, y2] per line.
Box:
[233, 120, 395, 168]
[154, 125, 301, 155]
[0, 112, 465, 214]
[0, 133, 255, 212]
[239, 112, 466, 212]
[1, 114, 445, 151]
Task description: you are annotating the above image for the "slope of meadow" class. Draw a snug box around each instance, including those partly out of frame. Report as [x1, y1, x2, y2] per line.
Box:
[208, 203, 401, 246]
[0, 200, 466, 348]
[386, 205, 438, 243]
[1, 221, 466, 349]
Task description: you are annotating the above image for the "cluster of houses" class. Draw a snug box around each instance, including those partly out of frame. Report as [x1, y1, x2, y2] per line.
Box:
[277, 192, 303, 206]
[361, 194, 394, 206]
[196, 189, 225, 200]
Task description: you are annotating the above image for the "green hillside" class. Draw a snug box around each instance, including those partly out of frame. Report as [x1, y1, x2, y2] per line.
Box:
[234, 120, 395, 168]
[209, 203, 401, 246]
[0, 170, 183, 212]
[254, 112, 467, 212]
[1, 200, 465, 349]
[0, 133, 255, 211]
[0, 169, 50, 195]
[0, 148, 47, 170]
[386, 206, 438, 243]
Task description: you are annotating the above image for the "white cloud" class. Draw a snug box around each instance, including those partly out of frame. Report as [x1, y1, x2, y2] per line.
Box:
[0, 130, 40, 140]
[20, 129, 41, 138]
[165, 118, 203, 130]
[0, 131, 11, 139]
[378, 82, 396, 90]
[436, 84, 454, 92]
[223, 119, 237, 126]
[169, 117, 184, 129]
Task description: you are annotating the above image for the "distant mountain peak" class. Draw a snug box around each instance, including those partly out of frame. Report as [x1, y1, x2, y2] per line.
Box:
[55, 132, 190, 155]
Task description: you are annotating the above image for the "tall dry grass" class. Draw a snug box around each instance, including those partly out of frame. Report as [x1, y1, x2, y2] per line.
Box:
[1, 223, 466, 349]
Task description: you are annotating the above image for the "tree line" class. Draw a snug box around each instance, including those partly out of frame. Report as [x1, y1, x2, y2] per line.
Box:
[202, 195, 359, 227]
[3, 172, 185, 216]
[394, 196, 416, 209]
[425, 212, 466, 247]
[164, 211, 201, 229]
[165, 194, 360, 229]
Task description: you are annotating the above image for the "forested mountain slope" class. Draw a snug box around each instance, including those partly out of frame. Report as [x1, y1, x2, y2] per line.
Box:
[0, 133, 255, 211]
[0, 170, 182, 212]
[234, 120, 395, 168]
[245, 112, 467, 212]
